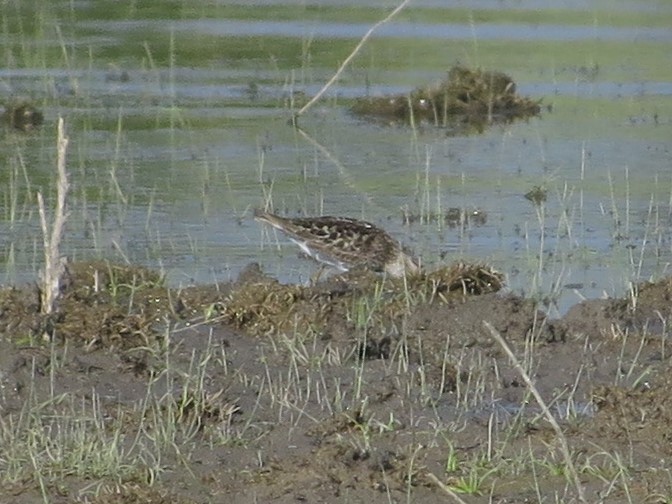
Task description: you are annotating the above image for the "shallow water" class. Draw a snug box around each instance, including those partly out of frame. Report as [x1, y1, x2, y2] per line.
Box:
[1, 0, 671, 315]
[86, 19, 672, 42]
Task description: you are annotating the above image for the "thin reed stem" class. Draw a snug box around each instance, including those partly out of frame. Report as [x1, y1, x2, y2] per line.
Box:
[484, 321, 587, 504]
[292, 0, 412, 122]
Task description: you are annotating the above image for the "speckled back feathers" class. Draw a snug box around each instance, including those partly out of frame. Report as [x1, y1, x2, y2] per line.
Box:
[254, 210, 419, 277]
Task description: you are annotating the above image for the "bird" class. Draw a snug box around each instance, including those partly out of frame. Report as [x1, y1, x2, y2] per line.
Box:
[254, 209, 420, 278]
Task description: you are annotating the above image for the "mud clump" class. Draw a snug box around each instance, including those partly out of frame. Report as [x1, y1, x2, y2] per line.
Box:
[351, 65, 541, 133]
[2, 100, 44, 132]
[525, 185, 548, 206]
[0, 261, 224, 349]
[220, 261, 504, 339]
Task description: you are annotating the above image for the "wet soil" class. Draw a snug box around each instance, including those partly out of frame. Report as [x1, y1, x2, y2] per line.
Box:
[0, 261, 671, 503]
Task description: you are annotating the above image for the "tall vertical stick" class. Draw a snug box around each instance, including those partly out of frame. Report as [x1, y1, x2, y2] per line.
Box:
[38, 117, 70, 315]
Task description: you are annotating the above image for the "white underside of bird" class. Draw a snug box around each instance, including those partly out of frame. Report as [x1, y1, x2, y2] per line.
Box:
[288, 237, 350, 272]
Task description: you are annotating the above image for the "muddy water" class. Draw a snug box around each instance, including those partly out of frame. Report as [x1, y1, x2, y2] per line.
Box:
[0, 1, 670, 315]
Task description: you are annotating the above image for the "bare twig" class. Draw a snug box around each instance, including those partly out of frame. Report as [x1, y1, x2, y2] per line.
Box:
[292, 0, 412, 122]
[484, 321, 587, 503]
[425, 472, 469, 504]
[38, 117, 70, 316]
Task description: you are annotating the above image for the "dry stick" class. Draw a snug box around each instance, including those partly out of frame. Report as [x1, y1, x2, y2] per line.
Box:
[292, 0, 412, 122]
[425, 472, 469, 504]
[483, 321, 587, 503]
[37, 117, 70, 316]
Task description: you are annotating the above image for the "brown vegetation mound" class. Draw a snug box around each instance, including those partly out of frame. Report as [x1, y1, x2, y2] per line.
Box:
[351, 65, 541, 133]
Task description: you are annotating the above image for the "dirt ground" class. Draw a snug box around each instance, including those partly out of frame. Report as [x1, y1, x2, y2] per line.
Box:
[0, 260, 671, 503]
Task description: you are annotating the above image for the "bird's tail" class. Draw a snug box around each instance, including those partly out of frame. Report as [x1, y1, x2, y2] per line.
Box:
[253, 209, 286, 230]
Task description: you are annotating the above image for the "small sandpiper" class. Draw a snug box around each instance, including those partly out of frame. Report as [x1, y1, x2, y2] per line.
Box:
[254, 209, 420, 278]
